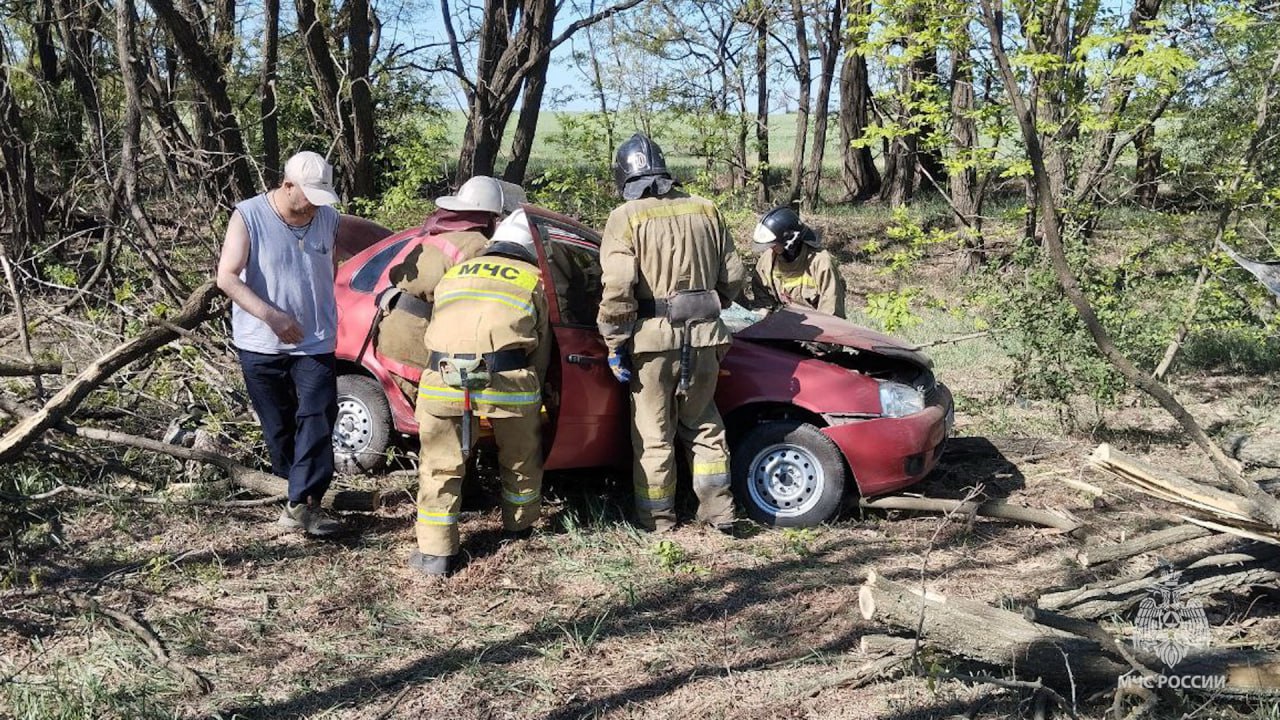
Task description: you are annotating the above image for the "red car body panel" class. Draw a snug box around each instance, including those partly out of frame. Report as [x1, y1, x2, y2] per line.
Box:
[332, 206, 953, 496]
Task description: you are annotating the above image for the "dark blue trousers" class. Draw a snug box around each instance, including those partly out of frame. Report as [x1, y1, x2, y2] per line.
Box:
[238, 350, 338, 504]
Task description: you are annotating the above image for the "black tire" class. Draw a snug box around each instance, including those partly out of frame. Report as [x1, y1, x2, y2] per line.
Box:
[731, 420, 847, 527]
[333, 374, 392, 475]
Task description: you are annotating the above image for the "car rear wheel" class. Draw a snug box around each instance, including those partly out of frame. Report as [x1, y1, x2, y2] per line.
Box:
[731, 420, 847, 527]
[333, 374, 392, 474]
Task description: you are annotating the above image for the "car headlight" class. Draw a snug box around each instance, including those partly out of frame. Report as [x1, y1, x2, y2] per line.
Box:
[879, 381, 925, 418]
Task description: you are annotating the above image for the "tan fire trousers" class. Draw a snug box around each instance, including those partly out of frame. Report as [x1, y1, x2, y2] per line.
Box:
[629, 346, 734, 531]
[414, 407, 543, 557]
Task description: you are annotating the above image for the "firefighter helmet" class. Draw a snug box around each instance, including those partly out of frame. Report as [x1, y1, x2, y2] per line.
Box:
[613, 133, 671, 195]
[752, 206, 818, 261]
[435, 176, 506, 215]
[484, 209, 537, 264]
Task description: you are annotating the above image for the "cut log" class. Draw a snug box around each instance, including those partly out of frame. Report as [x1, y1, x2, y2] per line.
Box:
[58, 424, 379, 511]
[1229, 432, 1280, 470]
[1079, 524, 1214, 568]
[858, 569, 1127, 691]
[858, 496, 1081, 532]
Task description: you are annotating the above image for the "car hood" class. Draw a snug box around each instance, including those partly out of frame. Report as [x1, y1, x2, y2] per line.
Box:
[731, 306, 932, 368]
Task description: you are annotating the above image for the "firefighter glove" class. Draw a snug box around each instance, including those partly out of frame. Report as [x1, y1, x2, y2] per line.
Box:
[608, 349, 632, 384]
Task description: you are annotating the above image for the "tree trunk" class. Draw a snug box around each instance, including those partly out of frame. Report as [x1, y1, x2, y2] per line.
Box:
[504, 0, 557, 186]
[950, 24, 983, 273]
[296, 0, 355, 194]
[1133, 124, 1161, 208]
[754, 2, 770, 205]
[260, 0, 281, 185]
[0, 43, 43, 264]
[838, 0, 880, 203]
[146, 0, 255, 203]
[347, 0, 378, 200]
[801, 0, 843, 212]
[787, 0, 811, 204]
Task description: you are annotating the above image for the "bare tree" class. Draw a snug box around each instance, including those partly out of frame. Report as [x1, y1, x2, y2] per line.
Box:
[448, 0, 646, 184]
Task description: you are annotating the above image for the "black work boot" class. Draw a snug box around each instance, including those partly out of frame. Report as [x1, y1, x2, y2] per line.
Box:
[407, 550, 450, 577]
[501, 527, 534, 543]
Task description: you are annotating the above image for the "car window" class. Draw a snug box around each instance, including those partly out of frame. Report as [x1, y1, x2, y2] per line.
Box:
[350, 237, 411, 293]
[532, 218, 603, 327]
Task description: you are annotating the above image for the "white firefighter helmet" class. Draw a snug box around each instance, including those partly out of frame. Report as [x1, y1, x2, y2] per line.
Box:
[435, 176, 506, 215]
[484, 209, 537, 264]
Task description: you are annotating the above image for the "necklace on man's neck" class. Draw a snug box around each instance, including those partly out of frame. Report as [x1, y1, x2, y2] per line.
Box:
[268, 190, 313, 248]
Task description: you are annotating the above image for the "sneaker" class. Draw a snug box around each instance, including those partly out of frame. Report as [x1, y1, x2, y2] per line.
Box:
[408, 550, 450, 577]
[276, 502, 345, 537]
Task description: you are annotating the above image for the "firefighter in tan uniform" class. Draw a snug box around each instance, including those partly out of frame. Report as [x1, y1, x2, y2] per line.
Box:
[597, 133, 744, 532]
[374, 177, 522, 393]
[750, 207, 846, 318]
[408, 215, 550, 577]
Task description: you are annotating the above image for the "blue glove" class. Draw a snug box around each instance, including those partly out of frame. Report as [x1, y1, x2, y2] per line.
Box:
[608, 349, 632, 384]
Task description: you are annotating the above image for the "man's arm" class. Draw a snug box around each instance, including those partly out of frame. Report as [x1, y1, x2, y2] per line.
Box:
[215, 210, 303, 344]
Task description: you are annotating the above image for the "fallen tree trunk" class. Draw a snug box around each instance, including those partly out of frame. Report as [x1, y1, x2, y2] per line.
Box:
[1078, 524, 1214, 568]
[60, 424, 379, 511]
[858, 569, 1128, 692]
[0, 281, 220, 463]
[858, 496, 1081, 532]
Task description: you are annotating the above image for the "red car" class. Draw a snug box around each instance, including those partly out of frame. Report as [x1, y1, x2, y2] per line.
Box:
[330, 206, 953, 527]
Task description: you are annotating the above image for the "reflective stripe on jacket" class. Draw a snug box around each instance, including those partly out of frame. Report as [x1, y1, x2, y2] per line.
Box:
[376, 229, 490, 369]
[418, 255, 550, 419]
[751, 244, 846, 318]
[596, 191, 744, 353]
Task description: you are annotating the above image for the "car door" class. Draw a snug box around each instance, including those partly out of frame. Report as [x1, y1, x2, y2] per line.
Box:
[527, 209, 630, 470]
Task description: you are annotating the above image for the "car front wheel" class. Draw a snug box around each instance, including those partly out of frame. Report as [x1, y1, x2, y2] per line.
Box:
[333, 374, 392, 474]
[731, 420, 847, 527]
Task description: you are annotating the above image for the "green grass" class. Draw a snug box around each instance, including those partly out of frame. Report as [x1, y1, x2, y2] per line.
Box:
[443, 110, 857, 178]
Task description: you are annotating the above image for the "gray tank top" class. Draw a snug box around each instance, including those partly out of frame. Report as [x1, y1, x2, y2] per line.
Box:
[230, 193, 339, 355]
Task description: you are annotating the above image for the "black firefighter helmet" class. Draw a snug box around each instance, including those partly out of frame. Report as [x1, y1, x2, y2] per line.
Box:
[752, 206, 819, 262]
[613, 133, 671, 196]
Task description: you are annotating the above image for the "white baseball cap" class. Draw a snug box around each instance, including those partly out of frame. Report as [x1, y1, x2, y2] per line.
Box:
[283, 151, 339, 206]
[436, 176, 506, 215]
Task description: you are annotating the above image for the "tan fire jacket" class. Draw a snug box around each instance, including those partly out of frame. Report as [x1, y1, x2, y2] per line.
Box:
[751, 245, 846, 318]
[417, 255, 550, 419]
[597, 191, 744, 354]
[376, 229, 490, 369]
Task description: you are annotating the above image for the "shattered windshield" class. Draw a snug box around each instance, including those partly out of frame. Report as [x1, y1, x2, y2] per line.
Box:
[721, 302, 764, 333]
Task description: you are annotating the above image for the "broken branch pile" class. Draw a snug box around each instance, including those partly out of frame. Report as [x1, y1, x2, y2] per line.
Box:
[1089, 444, 1280, 543]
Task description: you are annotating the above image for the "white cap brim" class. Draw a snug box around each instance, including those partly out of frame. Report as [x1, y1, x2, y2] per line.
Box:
[435, 195, 485, 213]
[300, 183, 339, 206]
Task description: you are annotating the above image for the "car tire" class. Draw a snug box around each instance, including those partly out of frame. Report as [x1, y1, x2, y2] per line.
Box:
[731, 420, 847, 527]
[333, 374, 392, 475]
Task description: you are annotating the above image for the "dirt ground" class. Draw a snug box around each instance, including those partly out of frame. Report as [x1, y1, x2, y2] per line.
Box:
[4, 378, 1279, 719]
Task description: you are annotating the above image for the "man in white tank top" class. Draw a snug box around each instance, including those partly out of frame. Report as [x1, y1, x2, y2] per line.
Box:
[215, 151, 345, 536]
